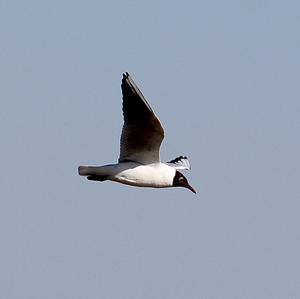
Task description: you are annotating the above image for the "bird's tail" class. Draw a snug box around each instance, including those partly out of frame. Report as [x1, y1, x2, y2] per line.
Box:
[78, 166, 91, 176]
[78, 166, 108, 182]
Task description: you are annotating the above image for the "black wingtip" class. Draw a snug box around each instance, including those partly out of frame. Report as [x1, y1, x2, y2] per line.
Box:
[123, 72, 130, 79]
[168, 156, 188, 164]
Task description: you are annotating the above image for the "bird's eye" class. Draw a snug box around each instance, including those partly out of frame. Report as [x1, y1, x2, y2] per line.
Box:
[179, 177, 184, 181]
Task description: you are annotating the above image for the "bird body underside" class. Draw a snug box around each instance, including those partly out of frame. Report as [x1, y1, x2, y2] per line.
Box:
[78, 162, 176, 188]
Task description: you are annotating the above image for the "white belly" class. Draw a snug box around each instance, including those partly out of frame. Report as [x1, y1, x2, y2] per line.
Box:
[111, 163, 176, 188]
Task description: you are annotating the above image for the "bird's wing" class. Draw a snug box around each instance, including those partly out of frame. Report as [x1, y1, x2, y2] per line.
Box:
[119, 72, 164, 164]
[166, 156, 191, 170]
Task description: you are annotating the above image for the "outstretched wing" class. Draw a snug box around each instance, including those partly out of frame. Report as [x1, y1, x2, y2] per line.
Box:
[119, 72, 164, 164]
[166, 156, 191, 170]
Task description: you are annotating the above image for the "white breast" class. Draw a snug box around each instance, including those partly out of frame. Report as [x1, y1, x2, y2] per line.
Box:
[111, 163, 176, 188]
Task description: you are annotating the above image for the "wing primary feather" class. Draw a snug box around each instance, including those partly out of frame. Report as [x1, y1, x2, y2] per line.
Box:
[167, 156, 191, 170]
[119, 72, 165, 164]
[168, 156, 188, 164]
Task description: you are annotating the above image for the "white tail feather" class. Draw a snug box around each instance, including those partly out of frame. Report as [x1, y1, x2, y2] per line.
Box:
[78, 166, 91, 176]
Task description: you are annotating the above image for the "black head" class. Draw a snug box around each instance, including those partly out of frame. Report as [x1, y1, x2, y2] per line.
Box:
[172, 171, 196, 194]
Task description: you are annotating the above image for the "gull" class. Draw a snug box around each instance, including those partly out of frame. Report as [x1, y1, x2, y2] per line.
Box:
[78, 72, 196, 194]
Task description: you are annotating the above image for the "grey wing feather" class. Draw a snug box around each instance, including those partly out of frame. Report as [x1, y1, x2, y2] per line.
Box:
[119, 72, 164, 164]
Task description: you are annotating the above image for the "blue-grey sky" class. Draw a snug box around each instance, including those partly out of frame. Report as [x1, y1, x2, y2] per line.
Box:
[1, 1, 300, 298]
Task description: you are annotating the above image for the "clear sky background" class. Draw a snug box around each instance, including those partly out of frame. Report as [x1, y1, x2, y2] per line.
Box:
[1, 1, 300, 298]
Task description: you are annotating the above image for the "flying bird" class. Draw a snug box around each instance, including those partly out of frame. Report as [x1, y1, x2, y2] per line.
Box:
[78, 72, 196, 194]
